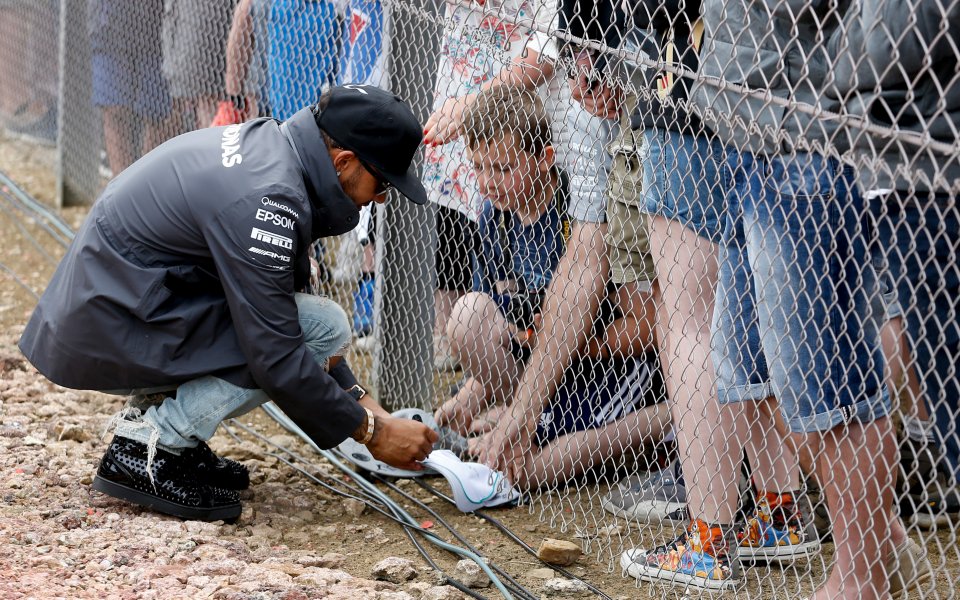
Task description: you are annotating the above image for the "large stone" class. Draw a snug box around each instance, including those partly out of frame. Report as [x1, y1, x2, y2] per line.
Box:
[453, 559, 489, 588]
[371, 557, 418, 583]
[536, 539, 582, 566]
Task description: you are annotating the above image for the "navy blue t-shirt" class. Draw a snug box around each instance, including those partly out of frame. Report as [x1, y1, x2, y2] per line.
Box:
[473, 170, 569, 328]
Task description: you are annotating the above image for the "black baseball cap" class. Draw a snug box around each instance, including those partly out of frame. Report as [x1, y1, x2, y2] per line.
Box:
[316, 84, 428, 205]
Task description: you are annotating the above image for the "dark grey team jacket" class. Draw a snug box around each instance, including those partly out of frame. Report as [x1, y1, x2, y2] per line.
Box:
[19, 108, 368, 449]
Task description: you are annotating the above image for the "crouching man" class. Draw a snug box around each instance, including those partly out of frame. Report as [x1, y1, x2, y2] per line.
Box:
[19, 85, 439, 522]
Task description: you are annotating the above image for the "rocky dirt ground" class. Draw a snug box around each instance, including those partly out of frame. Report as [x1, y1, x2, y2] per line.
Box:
[0, 133, 958, 600]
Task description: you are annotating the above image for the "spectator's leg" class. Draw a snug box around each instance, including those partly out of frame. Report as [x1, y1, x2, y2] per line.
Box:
[649, 214, 746, 525]
[439, 292, 522, 434]
[744, 397, 801, 493]
[511, 403, 671, 489]
[113, 294, 351, 451]
[102, 106, 137, 176]
[508, 221, 608, 415]
[748, 154, 900, 600]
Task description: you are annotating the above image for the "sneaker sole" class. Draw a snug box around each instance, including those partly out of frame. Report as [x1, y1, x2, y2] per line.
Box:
[92, 475, 242, 523]
[600, 496, 686, 524]
[909, 511, 955, 530]
[737, 539, 821, 564]
[621, 551, 739, 591]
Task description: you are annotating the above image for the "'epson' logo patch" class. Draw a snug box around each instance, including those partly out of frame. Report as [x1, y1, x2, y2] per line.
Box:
[255, 208, 295, 230]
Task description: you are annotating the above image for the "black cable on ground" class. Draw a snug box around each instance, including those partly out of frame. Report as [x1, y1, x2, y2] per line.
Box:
[368, 471, 541, 600]
[0, 186, 71, 251]
[0, 169, 75, 242]
[0, 191, 61, 265]
[0, 259, 39, 300]
[224, 420, 500, 600]
[415, 479, 615, 600]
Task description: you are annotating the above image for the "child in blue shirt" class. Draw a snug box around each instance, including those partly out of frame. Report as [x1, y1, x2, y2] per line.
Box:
[435, 86, 669, 489]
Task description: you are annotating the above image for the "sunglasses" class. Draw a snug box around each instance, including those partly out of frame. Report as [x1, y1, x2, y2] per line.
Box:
[358, 157, 394, 195]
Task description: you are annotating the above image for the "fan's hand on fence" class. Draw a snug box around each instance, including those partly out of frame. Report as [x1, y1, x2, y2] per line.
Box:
[470, 413, 533, 475]
[569, 76, 621, 120]
[423, 95, 473, 145]
[366, 416, 439, 471]
[434, 396, 475, 435]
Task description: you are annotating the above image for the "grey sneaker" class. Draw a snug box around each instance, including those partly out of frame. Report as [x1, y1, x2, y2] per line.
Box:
[889, 537, 934, 599]
[602, 464, 686, 522]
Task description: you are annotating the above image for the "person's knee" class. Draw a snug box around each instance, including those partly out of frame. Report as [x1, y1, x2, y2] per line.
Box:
[446, 292, 497, 349]
[295, 293, 351, 357]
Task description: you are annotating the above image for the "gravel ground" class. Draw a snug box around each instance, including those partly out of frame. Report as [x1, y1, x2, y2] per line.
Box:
[0, 133, 958, 600]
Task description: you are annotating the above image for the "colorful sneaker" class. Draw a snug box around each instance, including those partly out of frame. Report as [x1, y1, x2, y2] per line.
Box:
[621, 519, 741, 591]
[898, 437, 960, 530]
[602, 461, 686, 522]
[736, 491, 821, 563]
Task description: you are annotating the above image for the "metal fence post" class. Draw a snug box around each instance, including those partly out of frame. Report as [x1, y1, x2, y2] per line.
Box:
[372, 0, 441, 411]
[57, 0, 100, 207]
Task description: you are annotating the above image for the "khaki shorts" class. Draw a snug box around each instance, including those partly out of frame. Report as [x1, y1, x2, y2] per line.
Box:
[605, 124, 655, 289]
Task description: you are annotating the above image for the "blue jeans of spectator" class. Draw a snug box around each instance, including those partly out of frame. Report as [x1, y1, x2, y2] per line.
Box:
[871, 191, 960, 480]
[113, 294, 352, 452]
[638, 129, 726, 244]
[713, 150, 890, 433]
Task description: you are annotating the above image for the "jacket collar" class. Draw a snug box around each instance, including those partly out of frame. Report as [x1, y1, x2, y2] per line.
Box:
[281, 108, 360, 239]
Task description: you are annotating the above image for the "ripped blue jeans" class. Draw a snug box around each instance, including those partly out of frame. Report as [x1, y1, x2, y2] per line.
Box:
[111, 293, 352, 452]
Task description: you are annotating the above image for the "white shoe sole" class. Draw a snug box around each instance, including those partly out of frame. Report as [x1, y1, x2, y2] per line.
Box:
[601, 496, 686, 523]
[737, 539, 821, 564]
[620, 548, 739, 592]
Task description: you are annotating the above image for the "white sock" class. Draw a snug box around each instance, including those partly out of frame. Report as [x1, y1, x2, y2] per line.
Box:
[903, 414, 936, 444]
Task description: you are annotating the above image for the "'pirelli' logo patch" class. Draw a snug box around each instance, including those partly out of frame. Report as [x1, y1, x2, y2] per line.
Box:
[250, 227, 293, 250]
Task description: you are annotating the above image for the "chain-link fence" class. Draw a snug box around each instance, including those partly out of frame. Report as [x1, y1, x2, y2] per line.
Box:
[2, 0, 959, 597]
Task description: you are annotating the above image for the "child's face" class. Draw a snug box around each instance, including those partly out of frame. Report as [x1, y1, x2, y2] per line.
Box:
[466, 134, 553, 213]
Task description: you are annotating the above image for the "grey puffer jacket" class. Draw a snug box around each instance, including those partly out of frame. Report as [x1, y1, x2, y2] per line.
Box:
[829, 0, 960, 192]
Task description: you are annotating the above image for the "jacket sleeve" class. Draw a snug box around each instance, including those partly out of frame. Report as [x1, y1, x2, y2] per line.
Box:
[204, 192, 365, 448]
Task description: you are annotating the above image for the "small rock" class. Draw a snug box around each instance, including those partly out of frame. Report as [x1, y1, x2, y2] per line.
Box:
[405, 582, 432, 598]
[22, 435, 44, 446]
[51, 422, 92, 443]
[343, 498, 366, 517]
[524, 524, 538, 532]
[543, 578, 591, 597]
[453, 559, 489, 588]
[536, 538, 582, 566]
[421, 586, 464, 600]
[219, 442, 265, 462]
[527, 567, 556, 579]
[297, 552, 346, 569]
[371, 557, 418, 583]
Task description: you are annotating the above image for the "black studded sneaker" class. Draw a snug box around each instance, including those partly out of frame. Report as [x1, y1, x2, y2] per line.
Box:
[92, 436, 242, 523]
[181, 441, 250, 490]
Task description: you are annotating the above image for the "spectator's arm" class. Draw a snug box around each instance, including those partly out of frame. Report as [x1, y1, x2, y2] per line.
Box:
[423, 49, 554, 145]
[224, 0, 255, 97]
[473, 221, 608, 483]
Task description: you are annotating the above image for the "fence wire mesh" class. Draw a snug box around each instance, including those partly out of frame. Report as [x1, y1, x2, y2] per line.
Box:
[1, 0, 959, 597]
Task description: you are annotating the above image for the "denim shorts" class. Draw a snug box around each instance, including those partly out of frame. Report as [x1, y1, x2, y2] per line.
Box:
[638, 129, 725, 244]
[712, 149, 891, 433]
